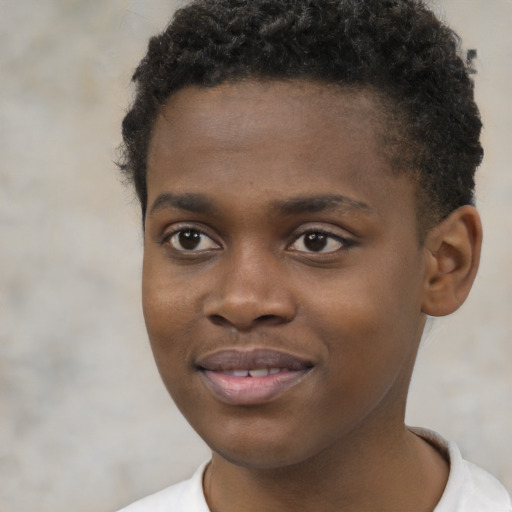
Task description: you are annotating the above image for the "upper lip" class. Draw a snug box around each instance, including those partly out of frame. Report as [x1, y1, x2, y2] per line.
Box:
[196, 348, 313, 372]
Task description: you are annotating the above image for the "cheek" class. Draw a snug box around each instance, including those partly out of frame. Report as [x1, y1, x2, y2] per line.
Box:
[303, 253, 425, 379]
[141, 258, 198, 364]
[142, 278, 197, 410]
[302, 295, 420, 438]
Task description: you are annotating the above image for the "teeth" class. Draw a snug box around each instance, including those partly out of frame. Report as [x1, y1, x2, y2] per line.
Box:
[220, 368, 283, 377]
[222, 370, 249, 377]
[248, 368, 269, 377]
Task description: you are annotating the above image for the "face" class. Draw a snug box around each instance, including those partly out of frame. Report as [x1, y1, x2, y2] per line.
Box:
[143, 81, 428, 469]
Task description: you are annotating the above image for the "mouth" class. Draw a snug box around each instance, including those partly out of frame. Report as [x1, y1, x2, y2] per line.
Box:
[196, 348, 313, 406]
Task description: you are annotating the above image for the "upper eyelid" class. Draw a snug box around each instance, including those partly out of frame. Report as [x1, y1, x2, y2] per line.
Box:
[295, 228, 344, 239]
[161, 222, 219, 243]
[162, 227, 222, 254]
[289, 225, 353, 243]
[289, 232, 349, 247]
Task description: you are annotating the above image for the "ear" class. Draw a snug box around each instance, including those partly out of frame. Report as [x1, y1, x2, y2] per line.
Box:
[421, 205, 482, 317]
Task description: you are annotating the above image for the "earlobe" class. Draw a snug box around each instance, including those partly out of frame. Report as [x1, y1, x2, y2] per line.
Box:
[421, 205, 482, 317]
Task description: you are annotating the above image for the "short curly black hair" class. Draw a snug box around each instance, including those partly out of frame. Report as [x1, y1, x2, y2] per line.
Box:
[119, 0, 482, 231]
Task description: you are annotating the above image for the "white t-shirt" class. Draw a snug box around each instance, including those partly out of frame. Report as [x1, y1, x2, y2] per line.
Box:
[117, 429, 511, 512]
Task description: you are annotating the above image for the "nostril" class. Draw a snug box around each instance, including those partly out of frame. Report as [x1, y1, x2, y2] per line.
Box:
[206, 312, 289, 330]
[257, 314, 281, 324]
[208, 314, 229, 327]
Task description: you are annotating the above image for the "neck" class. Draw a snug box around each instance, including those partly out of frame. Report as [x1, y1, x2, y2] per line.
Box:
[204, 417, 448, 512]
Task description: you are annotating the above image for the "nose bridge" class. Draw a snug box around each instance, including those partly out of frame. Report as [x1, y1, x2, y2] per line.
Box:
[204, 242, 295, 329]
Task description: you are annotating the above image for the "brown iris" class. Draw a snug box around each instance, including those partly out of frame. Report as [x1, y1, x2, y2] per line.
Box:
[178, 229, 202, 250]
[304, 233, 328, 252]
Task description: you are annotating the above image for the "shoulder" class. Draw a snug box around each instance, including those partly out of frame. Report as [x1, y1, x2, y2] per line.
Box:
[116, 461, 211, 512]
[459, 459, 512, 511]
[411, 427, 512, 512]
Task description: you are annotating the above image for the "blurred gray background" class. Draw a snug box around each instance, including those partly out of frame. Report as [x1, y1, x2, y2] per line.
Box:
[1, 1, 510, 510]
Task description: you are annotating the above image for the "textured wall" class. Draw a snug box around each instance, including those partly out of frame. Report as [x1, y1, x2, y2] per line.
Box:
[1, 1, 510, 511]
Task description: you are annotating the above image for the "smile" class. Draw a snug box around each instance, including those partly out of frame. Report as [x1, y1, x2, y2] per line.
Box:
[196, 349, 313, 406]
[219, 368, 282, 377]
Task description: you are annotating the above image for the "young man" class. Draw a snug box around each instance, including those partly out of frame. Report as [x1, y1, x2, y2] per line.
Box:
[117, 0, 511, 510]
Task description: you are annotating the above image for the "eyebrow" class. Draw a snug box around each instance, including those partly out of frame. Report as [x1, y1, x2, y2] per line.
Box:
[148, 193, 216, 217]
[148, 192, 375, 218]
[273, 194, 375, 215]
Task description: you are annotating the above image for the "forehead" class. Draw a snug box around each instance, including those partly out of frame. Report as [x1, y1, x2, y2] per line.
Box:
[149, 81, 387, 159]
[146, 80, 414, 222]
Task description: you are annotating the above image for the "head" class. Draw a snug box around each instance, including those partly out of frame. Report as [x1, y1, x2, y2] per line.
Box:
[119, 0, 483, 471]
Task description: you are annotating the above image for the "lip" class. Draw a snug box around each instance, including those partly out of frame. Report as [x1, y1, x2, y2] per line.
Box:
[196, 348, 313, 406]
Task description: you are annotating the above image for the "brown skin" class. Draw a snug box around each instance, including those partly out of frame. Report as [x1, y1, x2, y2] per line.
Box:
[142, 81, 482, 511]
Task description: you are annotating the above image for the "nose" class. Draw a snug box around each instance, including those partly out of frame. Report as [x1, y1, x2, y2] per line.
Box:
[203, 249, 296, 331]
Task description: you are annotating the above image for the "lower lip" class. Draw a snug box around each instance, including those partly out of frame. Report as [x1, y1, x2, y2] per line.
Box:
[200, 369, 311, 406]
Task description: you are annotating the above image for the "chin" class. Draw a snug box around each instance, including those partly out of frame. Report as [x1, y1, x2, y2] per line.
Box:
[212, 444, 313, 470]
[199, 419, 333, 471]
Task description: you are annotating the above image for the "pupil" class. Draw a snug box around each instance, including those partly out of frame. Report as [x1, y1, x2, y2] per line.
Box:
[179, 229, 201, 250]
[305, 233, 327, 252]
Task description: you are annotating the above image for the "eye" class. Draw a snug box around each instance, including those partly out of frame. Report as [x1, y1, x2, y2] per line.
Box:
[166, 228, 219, 252]
[289, 231, 348, 253]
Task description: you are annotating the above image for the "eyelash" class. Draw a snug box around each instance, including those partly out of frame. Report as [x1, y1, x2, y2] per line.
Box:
[289, 229, 353, 254]
[161, 226, 354, 255]
[162, 226, 220, 253]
